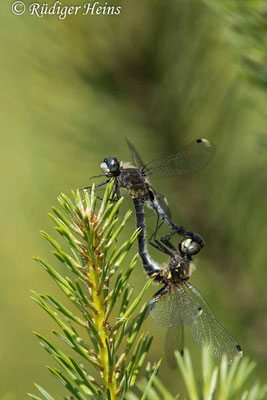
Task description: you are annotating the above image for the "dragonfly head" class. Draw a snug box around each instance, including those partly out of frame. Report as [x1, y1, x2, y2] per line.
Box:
[100, 157, 121, 176]
[179, 238, 201, 258]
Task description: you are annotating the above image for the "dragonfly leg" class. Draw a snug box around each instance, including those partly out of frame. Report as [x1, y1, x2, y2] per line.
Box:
[149, 237, 173, 256]
[80, 179, 110, 191]
[114, 183, 121, 200]
[155, 205, 205, 247]
[151, 285, 169, 303]
[152, 213, 165, 241]
[90, 174, 108, 179]
[161, 232, 179, 253]
[161, 229, 176, 241]
[149, 215, 173, 256]
[96, 195, 104, 201]
[103, 183, 120, 203]
[111, 184, 122, 221]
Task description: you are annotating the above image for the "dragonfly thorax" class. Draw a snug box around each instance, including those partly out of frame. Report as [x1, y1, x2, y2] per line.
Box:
[117, 167, 151, 200]
[165, 256, 191, 283]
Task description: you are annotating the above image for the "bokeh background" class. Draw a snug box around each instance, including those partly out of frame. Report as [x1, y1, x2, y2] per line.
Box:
[1, 0, 267, 398]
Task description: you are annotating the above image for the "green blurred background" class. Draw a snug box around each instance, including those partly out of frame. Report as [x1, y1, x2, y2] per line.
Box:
[1, 0, 267, 398]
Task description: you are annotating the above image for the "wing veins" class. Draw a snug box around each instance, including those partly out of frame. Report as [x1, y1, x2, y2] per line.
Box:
[143, 139, 216, 179]
[184, 282, 242, 362]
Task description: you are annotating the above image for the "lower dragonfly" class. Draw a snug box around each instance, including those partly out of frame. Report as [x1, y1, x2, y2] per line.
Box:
[82, 138, 216, 248]
[133, 198, 243, 364]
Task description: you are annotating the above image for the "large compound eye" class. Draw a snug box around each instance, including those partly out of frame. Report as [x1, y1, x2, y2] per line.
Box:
[180, 238, 201, 257]
[100, 157, 120, 175]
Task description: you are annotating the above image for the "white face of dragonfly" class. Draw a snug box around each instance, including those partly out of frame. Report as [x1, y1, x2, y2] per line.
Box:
[100, 161, 110, 173]
[100, 157, 120, 176]
[180, 238, 201, 257]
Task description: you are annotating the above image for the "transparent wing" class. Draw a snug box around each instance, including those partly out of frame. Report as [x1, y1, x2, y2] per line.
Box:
[183, 282, 243, 363]
[144, 202, 160, 218]
[126, 137, 146, 169]
[165, 326, 184, 369]
[143, 138, 216, 179]
[148, 284, 202, 327]
[154, 191, 172, 220]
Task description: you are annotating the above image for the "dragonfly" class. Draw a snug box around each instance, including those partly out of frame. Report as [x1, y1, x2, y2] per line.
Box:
[82, 138, 216, 247]
[133, 198, 243, 365]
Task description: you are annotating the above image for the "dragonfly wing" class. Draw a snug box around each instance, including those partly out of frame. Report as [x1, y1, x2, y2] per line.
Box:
[154, 191, 172, 220]
[143, 138, 216, 179]
[183, 282, 243, 363]
[165, 326, 184, 369]
[126, 137, 146, 169]
[148, 284, 202, 327]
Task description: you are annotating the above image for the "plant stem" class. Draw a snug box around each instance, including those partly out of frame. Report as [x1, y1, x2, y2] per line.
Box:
[87, 225, 117, 399]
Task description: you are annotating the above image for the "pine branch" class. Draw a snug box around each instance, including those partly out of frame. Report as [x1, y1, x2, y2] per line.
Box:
[28, 181, 154, 400]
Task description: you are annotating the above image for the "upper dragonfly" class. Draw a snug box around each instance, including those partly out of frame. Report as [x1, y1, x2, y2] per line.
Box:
[133, 197, 243, 365]
[83, 138, 216, 247]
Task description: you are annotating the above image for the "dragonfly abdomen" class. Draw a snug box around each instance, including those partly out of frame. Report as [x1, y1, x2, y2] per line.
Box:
[133, 198, 162, 279]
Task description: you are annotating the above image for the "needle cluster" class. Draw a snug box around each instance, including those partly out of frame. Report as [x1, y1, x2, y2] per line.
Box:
[29, 182, 157, 400]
